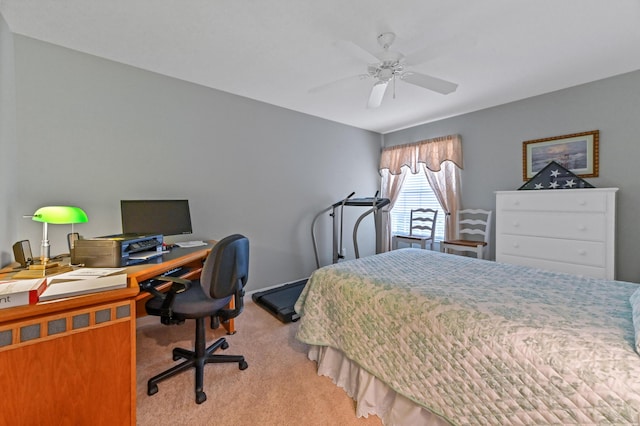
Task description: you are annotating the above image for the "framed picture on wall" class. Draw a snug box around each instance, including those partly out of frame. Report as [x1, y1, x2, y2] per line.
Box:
[522, 130, 599, 180]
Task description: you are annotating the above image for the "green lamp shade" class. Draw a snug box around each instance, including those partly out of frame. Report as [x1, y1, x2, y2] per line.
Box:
[32, 206, 88, 224]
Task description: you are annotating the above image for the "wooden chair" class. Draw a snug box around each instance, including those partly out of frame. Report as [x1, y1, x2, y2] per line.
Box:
[441, 209, 492, 259]
[392, 208, 438, 250]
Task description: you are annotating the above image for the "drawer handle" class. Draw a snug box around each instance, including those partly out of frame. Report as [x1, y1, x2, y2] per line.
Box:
[577, 225, 586, 231]
[512, 221, 520, 228]
[513, 200, 520, 206]
[578, 249, 587, 256]
[512, 243, 519, 249]
[578, 200, 587, 206]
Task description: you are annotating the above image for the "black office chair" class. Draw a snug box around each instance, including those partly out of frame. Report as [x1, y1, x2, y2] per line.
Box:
[145, 234, 249, 404]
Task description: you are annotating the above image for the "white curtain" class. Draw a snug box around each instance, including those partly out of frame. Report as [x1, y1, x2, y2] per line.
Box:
[424, 161, 461, 241]
[379, 135, 463, 250]
[380, 168, 408, 252]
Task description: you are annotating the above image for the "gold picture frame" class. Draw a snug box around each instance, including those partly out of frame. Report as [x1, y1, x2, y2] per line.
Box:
[522, 130, 599, 180]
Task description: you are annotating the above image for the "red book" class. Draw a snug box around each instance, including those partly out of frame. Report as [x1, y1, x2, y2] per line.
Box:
[0, 278, 48, 309]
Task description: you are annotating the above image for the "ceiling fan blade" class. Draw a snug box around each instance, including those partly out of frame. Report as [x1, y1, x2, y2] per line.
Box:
[367, 81, 389, 109]
[309, 74, 369, 94]
[401, 72, 458, 95]
[334, 40, 381, 64]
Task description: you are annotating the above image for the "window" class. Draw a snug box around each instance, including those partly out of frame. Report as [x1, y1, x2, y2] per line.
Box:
[391, 170, 445, 242]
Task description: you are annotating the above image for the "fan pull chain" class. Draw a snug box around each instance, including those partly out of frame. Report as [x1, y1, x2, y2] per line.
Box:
[393, 76, 397, 99]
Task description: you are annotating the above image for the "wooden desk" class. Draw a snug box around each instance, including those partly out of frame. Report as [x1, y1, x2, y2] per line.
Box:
[0, 270, 139, 425]
[0, 242, 229, 425]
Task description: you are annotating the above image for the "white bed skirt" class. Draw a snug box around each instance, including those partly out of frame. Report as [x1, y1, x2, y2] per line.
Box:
[308, 345, 451, 426]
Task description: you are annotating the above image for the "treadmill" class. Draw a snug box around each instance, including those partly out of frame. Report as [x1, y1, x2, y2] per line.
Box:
[253, 192, 389, 324]
[252, 279, 307, 323]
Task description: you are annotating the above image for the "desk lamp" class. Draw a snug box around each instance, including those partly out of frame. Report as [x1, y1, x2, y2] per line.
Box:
[31, 206, 88, 267]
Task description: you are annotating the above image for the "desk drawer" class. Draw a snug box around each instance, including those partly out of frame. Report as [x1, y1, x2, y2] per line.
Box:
[499, 211, 606, 241]
[497, 234, 605, 267]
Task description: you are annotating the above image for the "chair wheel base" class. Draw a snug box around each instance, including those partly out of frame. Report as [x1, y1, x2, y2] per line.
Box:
[196, 391, 207, 404]
[239, 360, 248, 370]
[148, 383, 158, 396]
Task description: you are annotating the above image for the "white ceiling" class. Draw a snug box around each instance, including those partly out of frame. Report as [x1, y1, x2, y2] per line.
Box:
[2, 0, 640, 134]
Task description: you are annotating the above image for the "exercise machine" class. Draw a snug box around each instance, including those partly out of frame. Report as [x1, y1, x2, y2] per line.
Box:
[311, 192, 390, 269]
[253, 192, 389, 324]
[251, 279, 307, 323]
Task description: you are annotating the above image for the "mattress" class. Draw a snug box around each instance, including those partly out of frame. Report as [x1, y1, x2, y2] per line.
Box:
[294, 248, 640, 425]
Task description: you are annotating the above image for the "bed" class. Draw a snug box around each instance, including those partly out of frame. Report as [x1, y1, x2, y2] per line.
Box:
[294, 248, 640, 425]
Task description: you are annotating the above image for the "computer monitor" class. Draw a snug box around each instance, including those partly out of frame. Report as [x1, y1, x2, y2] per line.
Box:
[120, 199, 193, 237]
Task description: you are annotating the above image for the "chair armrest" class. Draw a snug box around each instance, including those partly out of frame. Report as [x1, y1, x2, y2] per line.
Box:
[150, 276, 192, 325]
[217, 284, 245, 322]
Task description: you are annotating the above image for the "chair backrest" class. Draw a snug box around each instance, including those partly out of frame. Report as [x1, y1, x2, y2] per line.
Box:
[200, 234, 249, 300]
[409, 208, 438, 239]
[456, 209, 492, 244]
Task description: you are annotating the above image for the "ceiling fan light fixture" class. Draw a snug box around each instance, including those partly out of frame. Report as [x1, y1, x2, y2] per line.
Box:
[379, 68, 393, 81]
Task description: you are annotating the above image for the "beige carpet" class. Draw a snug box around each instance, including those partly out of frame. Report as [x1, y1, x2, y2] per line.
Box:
[136, 300, 383, 426]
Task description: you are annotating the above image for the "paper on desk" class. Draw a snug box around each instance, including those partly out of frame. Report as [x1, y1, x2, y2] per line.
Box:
[52, 268, 126, 280]
[40, 273, 128, 301]
[129, 250, 164, 260]
[175, 241, 207, 248]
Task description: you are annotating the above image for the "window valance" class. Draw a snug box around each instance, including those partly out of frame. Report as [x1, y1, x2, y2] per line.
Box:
[379, 134, 463, 175]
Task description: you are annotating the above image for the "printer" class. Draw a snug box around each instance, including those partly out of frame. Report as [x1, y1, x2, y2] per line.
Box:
[71, 234, 163, 267]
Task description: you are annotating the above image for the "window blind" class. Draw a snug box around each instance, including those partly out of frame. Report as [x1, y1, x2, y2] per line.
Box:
[390, 171, 445, 241]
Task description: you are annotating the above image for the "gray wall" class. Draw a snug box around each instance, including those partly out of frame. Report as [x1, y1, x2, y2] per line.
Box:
[4, 30, 638, 285]
[2, 35, 382, 290]
[384, 70, 640, 282]
[0, 15, 17, 267]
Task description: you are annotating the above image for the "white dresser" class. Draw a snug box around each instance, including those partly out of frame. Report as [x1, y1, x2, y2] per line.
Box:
[495, 188, 618, 279]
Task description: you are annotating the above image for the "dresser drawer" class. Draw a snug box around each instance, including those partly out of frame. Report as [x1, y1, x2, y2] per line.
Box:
[497, 190, 607, 213]
[495, 188, 617, 279]
[497, 234, 605, 267]
[499, 211, 606, 241]
[497, 254, 608, 279]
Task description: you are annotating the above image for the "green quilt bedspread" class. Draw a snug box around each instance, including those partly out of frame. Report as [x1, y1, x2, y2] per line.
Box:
[295, 248, 640, 425]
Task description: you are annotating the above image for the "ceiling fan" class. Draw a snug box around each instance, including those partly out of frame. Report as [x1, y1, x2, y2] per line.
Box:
[310, 32, 458, 109]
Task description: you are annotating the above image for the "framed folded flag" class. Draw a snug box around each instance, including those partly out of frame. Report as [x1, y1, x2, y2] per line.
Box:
[519, 160, 594, 190]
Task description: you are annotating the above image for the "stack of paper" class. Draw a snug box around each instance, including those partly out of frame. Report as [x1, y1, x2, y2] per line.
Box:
[40, 273, 127, 301]
[52, 268, 126, 280]
[175, 240, 207, 248]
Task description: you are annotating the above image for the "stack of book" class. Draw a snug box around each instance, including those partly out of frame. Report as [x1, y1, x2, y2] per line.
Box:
[0, 269, 128, 309]
[0, 278, 47, 309]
